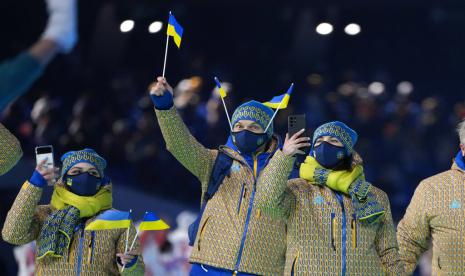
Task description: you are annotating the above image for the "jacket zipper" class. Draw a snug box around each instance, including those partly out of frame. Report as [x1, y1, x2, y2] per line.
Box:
[234, 152, 269, 273]
[335, 193, 347, 276]
[219, 146, 277, 274]
[75, 225, 85, 276]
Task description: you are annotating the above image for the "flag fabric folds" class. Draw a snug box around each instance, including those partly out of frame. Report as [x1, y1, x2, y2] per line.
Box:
[263, 83, 294, 109]
[214, 77, 227, 98]
[85, 210, 131, 231]
[139, 211, 170, 231]
[167, 13, 183, 48]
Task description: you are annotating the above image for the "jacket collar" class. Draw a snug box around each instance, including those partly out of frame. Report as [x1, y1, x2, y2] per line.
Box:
[220, 134, 281, 165]
[452, 151, 465, 173]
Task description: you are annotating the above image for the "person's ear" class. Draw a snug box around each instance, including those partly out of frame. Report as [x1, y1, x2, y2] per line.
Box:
[460, 143, 465, 156]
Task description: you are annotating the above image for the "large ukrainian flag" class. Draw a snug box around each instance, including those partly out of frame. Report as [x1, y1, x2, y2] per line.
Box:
[139, 211, 170, 231]
[85, 210, 131, 230]
[167, 12, 183, 48]
[263, 83, 294, 109]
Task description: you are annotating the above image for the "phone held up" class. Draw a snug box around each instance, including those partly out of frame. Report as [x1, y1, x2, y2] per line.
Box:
[288, 114, 311, 156]
[35, 145, 56, 186]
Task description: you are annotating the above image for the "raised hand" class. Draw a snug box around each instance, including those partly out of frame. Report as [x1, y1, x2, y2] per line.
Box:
[149, 77, 174, 96]
[282, 129, 311, 156]
[35, 158, 59, 183]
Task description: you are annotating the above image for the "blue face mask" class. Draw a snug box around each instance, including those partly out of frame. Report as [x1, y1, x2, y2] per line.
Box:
[64, 172, 102, 196]
[231, 130, 269, 154]
[314, 141, 347, 169]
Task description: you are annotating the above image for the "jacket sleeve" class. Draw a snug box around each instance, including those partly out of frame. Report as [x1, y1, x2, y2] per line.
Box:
[0, 52, 43, 111]
[2, 181, 45, 245]
[117, 224, 144, 275]
[397, 181, 432, 275]
[255, 149, 296, 218]
[373, 190, 405, 275]
[154, 107, 216, 189]
[0, 123, 23, 175]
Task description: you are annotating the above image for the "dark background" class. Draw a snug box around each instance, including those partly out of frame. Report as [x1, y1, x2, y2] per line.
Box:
[1, 0, 465, 274]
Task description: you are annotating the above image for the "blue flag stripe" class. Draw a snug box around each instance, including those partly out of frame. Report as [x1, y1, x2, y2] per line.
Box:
[168, 15, 183, 36]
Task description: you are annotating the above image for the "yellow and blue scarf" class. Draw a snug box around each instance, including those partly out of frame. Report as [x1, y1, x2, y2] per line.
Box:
[300, 156, 385, 224]
[37, 185, 112, 259]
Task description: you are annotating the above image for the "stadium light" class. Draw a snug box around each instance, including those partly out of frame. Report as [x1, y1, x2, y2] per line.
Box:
[148, 21, 163, 33]
[397, 81, 413, 96]
[120, 20, 135, 33]
[344, 23, 361, 35]
[316, 23, 333, 35]
[368, 82, 385, 95]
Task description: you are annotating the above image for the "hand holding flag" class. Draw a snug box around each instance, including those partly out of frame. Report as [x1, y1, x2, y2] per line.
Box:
[122, 211, 169, 271]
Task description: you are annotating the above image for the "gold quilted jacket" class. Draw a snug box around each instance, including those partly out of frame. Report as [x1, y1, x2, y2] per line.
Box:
[256, 150, 404, 275]
[0, 123, 22, 175]
[397, 162, 465, 275]
[2, 182, 144, 276]
[155, 107, 287, 275]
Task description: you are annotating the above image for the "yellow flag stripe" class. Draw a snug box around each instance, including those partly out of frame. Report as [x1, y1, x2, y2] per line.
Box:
[85, 220, 130, 231]
[167, 25, 182, 48]
[139, 220, 170, 231]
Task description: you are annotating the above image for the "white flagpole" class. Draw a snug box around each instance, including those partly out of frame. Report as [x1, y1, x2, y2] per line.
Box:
[162, 12, 171, 78]
[122, 230, 139, 272]
[124, 209, 132, 253]
[162, 34, 170, 78]
[265, 100, 284, 133]
[221, 97, 233, 131]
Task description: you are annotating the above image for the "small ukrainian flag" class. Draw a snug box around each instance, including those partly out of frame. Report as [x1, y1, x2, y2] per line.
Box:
[167, 12, 183, 48]
[85, 210, 131, 231]
[139, 211, 170, 231]
[214, 77, 227, 98]
[263, 83, 294, 109]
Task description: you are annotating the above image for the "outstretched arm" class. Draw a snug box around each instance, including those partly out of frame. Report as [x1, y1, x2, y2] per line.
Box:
[150, 77, 216, 190]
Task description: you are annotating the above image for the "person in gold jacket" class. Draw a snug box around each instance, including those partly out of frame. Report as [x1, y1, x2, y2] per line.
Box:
[256, 121, 404, 275]
[397, 120, 465, 275]
[2, 148, 144, 275]
[150, 77, 289, 275]
[0, 123, 22, 175]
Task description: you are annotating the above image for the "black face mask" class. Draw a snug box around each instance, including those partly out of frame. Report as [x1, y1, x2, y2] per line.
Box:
[314, 141, 347, 169]
[231, 130, 269, 154]
[64, 172, 102, 196]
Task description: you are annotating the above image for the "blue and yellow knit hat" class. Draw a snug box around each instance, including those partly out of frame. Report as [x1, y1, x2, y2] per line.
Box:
[312, 121, 358, 155]
[60, 148, 107, 178]
[231, 100, 274, 137]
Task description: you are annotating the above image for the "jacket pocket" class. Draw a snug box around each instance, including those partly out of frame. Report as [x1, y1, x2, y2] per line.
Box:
[289, 252, 299, 276]
[87, 231, 95, 264]
[237, 183, 246, 214]
[330, 213, 337, 251]
[197, 216, 211, 251]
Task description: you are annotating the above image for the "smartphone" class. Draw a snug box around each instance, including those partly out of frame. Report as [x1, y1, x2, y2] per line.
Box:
[288, 114, 310, 155]
[35, 145, 55, 185]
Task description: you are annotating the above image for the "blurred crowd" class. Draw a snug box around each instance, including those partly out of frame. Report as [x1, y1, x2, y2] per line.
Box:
[2, 73, 465, 222]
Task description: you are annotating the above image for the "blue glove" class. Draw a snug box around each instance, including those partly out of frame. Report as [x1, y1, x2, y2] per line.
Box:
[150, 91, 173, 110]
[29, 170, 47, 187]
